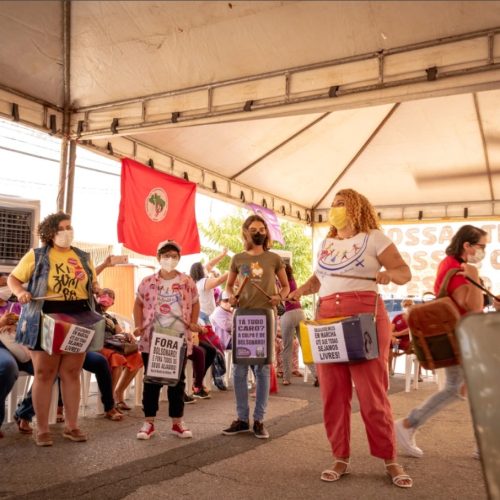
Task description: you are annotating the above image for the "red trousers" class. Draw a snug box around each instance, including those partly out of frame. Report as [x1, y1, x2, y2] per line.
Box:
[316, 291, 396, 460]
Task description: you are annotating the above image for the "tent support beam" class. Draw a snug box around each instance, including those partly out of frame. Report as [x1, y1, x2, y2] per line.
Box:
[79, 136, 311, 224]
[313, 103, 400, 209]
[473, 93, 496, 205]
[231, 113, 330, 180]
[57, 0, 71, 212]
[65, 139, 77, 215]
[73, 27, 500, 140]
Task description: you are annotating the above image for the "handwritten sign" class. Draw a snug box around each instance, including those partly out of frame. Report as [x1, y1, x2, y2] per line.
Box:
[307, 322, 349, 363]
[146, 332, 183, 382]
[60, 325, 94, 353]
[234, 314, 267, 359]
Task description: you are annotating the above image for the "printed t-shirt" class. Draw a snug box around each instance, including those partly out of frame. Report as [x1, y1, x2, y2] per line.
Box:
[230, 251, 284, 309]
[154, 277, 185, 337]
[314, 229, 392, 297]
[196, 277, 216, 316]
[11, 248, 95, 301]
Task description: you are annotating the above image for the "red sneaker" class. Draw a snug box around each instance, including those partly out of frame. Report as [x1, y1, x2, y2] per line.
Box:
[137, 421, 155, 440]
[171, 422, 193, 439]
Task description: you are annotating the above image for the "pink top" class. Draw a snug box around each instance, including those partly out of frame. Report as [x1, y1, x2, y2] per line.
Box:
[136, 271, 198, 353]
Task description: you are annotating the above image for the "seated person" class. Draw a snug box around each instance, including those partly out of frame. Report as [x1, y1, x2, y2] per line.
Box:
[97, 288, 143, 411]
[209, 291, 233, 350]
[0, 275, 33, 437]
[15, 350, 124, 428]
[389, 299, 421, 381]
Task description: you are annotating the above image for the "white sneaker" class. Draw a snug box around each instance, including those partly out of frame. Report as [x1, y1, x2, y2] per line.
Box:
[137, 421, 155, 440]
[395, 419, 423, 458]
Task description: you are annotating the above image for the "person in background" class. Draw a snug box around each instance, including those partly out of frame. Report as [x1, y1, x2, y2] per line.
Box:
[209, 290, 233, 351]
[133, 240, 200, 440]
[395, 225, 487, 459]
[388, 298, 421, 381]
[8, 212, 100, 446]
[222, 215, 289, 439]
[280, 263, 317, 386]
[0, 273, 32, 438]
[189, 248, 229, 324]
[289, 188, 412, 488]
[97, 287, 143, 411]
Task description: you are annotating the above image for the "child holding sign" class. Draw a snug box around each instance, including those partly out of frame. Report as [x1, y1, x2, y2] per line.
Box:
[133, 240, 200, 440]
[222, 215, 289, 439]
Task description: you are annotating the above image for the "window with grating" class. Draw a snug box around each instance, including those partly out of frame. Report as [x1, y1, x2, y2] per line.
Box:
[0, 207, 35, 265]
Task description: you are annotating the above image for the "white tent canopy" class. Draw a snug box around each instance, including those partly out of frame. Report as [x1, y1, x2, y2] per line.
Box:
[1, 1, 500, 222]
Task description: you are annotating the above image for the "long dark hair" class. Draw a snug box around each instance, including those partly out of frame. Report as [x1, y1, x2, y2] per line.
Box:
[189, 262, 205, 282]
[242, 215, 272, 251]
[38, 211, 71, 246]
[445, 225, 487, 261]
[284, 262, 294, 281]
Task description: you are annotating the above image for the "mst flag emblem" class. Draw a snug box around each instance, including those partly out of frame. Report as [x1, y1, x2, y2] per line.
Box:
[118, 158, 200, 256]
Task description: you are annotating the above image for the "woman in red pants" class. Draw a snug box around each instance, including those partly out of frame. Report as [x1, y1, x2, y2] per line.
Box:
[289, 189, 413, 488]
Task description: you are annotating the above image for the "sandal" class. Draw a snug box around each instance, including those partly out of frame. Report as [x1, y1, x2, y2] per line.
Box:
[385, 463, 413, 488]
[35, 431, 53, 447]
[283, 380, 291, 386]
[116, 401, 132, 411]
[104, 408, 124, 421]
[320, 460, 350, 482]
[14, 415, 33, 434]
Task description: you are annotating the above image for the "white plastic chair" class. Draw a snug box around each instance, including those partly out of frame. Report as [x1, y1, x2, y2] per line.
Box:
[405, 354, 420, 392]
[6, 372, 31, 423]
[80, 369, 104, 416]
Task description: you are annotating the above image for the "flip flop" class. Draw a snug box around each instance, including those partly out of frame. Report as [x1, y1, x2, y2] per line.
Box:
[116, 401, 132, 411]
[14, 415, 33, 434]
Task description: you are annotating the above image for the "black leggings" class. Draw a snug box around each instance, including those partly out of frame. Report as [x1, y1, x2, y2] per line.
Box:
[141, 353, 185, 419]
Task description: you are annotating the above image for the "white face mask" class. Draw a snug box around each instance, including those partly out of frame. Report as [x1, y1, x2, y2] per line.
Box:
[468, 248, 485, 264]
[53, 229, 74, 248]
[160, 257, 179, 272]
[0, 286, 12, 302]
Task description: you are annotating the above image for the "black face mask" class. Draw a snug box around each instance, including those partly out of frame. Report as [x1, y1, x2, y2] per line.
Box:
[251, 233, 266, 245]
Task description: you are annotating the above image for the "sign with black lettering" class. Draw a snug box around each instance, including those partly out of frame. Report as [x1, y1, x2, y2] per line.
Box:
[234, 314, 267, 359]
[146, 332, 183, 383]
[60, 324, 94, 353]
[308, 322, 348, 363]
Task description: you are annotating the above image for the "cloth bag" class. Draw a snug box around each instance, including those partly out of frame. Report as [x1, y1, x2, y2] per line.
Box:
[0, 326, 31, 363]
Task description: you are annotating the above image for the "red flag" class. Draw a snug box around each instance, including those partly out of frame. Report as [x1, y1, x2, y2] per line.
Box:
[118, 158, 200, 256]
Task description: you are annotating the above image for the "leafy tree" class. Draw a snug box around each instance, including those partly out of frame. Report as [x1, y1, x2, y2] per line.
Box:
[199, 209, 314, 317]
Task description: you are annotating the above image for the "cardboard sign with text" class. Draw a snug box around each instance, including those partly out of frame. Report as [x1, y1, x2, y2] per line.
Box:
[145, 332, 185, 386]
[233, 308, 274, 365]
[300, 314, 378, 364]
[41, 311, 104, 355]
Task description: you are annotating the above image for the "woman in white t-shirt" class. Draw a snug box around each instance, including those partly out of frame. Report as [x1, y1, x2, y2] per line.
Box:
[289, 189, 413, 489]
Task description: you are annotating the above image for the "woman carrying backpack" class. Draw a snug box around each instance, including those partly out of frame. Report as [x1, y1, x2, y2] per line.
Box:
[395, 224, 487, 458]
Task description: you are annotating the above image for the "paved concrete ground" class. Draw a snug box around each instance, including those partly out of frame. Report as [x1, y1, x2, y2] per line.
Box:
[0, 374, 486, 500]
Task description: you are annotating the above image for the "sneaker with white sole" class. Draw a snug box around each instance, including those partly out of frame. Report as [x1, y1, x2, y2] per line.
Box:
[171, 422, 193, 438]
[253, 421, 269, 439]
[137, 421, 155, 440]
[222, 419, 250, 435]
[395, 419, 423, 457]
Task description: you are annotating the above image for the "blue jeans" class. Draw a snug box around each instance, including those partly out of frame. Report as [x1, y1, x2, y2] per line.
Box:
[233, 363, 270, 423]
[407, 365, 464, 428]
[15, 351, 115, 422]
[0, 345, 34, 427]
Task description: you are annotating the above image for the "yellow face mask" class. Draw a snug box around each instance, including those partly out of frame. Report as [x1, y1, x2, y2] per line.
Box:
[328, 206, 348, 229]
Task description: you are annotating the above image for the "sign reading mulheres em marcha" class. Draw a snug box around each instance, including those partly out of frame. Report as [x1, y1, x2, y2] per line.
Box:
[234, 314, 267, 359]
[307, 322, 349, 363]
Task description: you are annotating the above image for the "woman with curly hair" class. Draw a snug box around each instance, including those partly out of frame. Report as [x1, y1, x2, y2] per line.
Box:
[8, 212, 101, 446]
[289, 189, 413, 488]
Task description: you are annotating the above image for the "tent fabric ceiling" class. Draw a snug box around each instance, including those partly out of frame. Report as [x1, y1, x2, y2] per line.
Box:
[1, 1, 500, 221]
